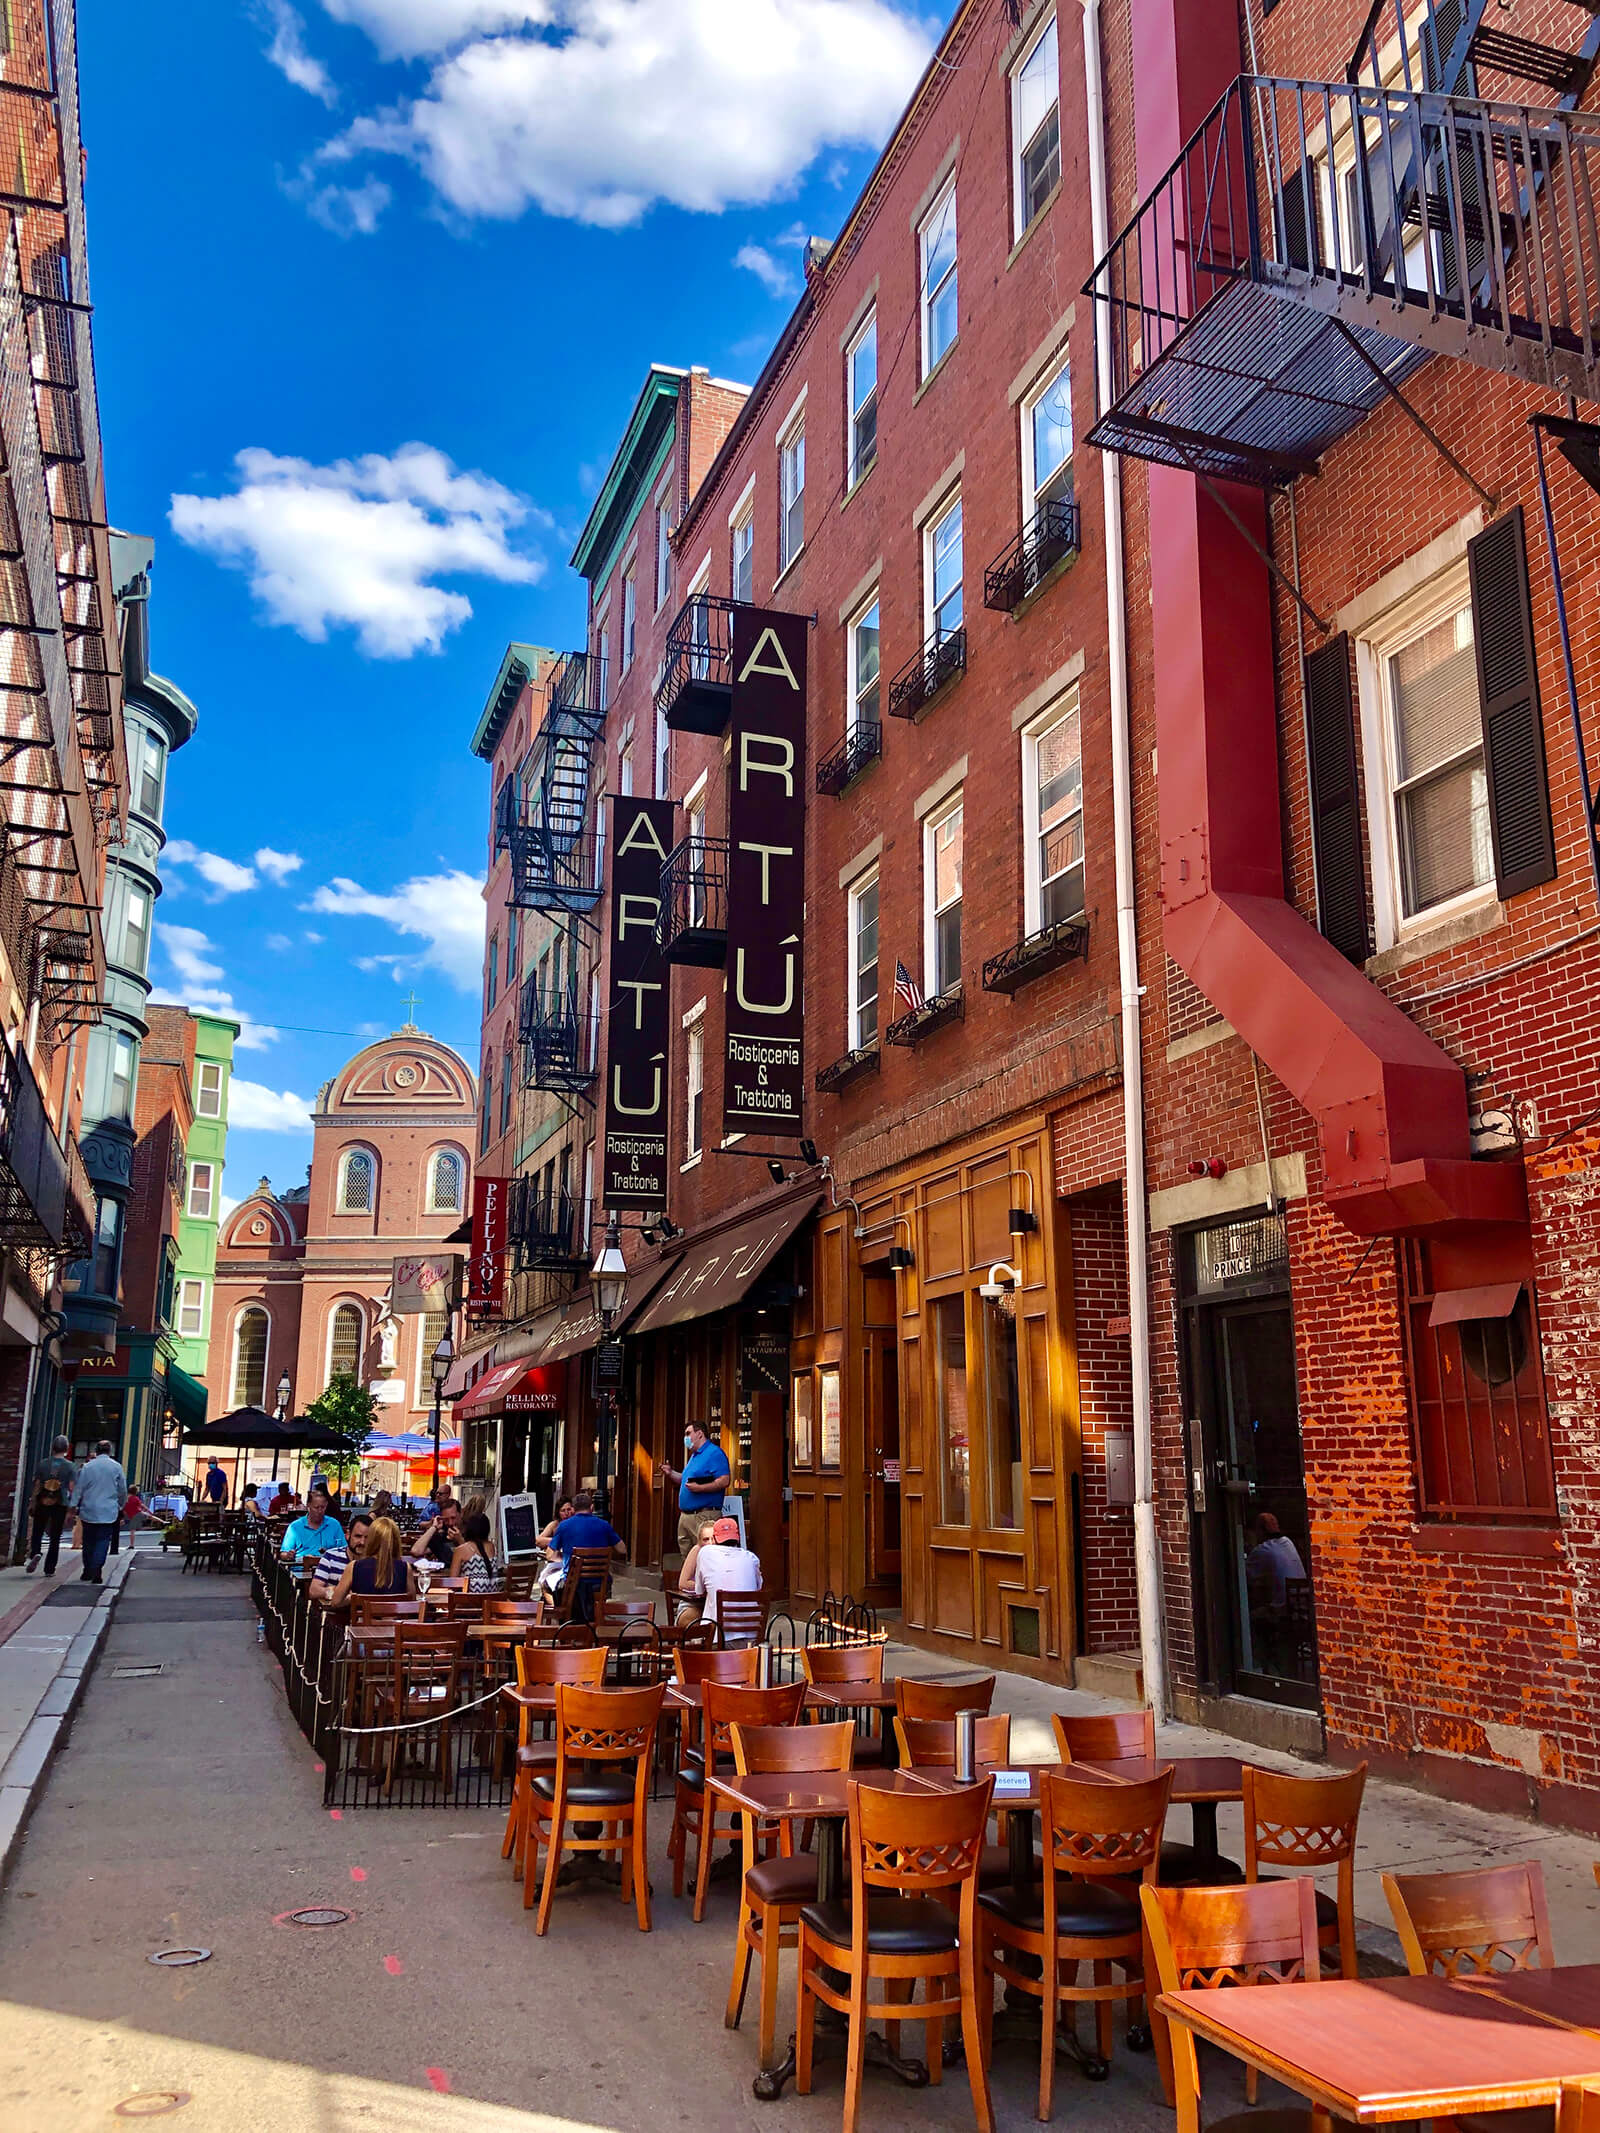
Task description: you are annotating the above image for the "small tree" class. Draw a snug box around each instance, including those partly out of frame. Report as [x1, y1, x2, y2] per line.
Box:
[303, 1373, 379, 1480]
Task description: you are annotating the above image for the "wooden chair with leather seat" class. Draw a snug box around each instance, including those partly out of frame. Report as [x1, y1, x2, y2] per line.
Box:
[1383, 1861, 1557, 2133]
[1054, 1709, 1242, 1885]
[530, 1680, 664, 1934]
[376, 1620, 469, 1796]
[1140, 1877, 1328, 2133]
[667, 1645, 762, 1891]
[802, 1640, 888, 1761]
[798, 1774, 997, 2133]
[503, 1641, 607, 1883]
[557, 1544, 615, 1624]
[679, 1679, 806, 1919]
[895, 1675, 998, 1722]
[723, 1719, 856, 2071]
[894, 1714, 1015, 1891]
[1244, 1764, 1366, 1980]
[984, 1767, 1173, 2120]
[715, 1589, 770, 1649]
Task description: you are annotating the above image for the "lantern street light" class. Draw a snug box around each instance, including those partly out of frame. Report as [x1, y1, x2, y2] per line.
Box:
[591, 1215, 628, 1520]
[430, 1328, 455, 1497]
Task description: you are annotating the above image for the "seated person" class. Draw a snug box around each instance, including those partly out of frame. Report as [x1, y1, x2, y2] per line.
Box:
[679, 1516, 761, 1636]
[311, 1510, 370, 1604]
[674, 1514, 721, 1625]
[329, 1517, 411, 1604]
[280, 1486, 344, 1569]
[371, 1490, 394, 1522]
[409, 1497, 461, 1569]
[450, 1512, 498, 1592]
[547, 1489, 626, 1620]
[537, 1497, 576, 1549]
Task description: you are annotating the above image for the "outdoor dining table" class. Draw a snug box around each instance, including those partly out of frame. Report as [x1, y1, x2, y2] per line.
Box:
[1158, 1969, 1600, 2123]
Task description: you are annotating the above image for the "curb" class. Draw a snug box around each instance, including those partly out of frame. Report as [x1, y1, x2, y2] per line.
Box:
[0, 1548, 136, 1877]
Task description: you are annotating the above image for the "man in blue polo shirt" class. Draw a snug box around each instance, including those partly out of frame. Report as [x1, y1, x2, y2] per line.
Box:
[280, 1485, 343, 1568]
[662, 1420, 731, 1558]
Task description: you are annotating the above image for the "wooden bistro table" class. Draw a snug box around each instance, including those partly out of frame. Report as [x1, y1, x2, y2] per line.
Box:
[1158, 1970, 1600, 2124]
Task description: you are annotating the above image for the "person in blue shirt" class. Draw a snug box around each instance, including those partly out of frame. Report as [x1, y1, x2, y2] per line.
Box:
[547, 1489, 626, 1624]
[279, 1486, 344, 1568]
[661, 1420, 731, 1557]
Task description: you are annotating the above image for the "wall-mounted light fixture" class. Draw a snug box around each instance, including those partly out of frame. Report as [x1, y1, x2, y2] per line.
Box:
[978, 1261, 1020, 1300]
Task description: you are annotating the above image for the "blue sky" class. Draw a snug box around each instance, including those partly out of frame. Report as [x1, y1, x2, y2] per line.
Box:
[79, 0, 934, 1206]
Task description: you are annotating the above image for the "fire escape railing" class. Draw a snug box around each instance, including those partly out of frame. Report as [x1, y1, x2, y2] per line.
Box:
[507, 1180, 589, 1274]
[495, 653, 605, 916]
[887, 628, 966, 719]
[983, 500, 1081, 613]
[815, 720, 883, 795]
[656, 592, 741, 735]
[519, 978, 598, 1097]
[657, 835, 729, 965]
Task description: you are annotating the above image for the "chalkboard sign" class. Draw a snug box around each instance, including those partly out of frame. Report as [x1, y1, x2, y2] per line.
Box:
[499, 1491, 541, 1560]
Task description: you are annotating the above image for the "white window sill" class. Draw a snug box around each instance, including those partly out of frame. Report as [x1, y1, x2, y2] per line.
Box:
[841, 460, 876, 515]
[1367, 892, 1504, 979]
[914, 340, 959, 407]
[774, 544, 806, 593]
[680, 1152, 703, 1173]
[1006, 180, 1061, 270]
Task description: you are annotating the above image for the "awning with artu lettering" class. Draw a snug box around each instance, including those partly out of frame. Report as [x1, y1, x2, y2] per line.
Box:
[537, 1251, 685, 1365]
[627, 1194, 821, 1337]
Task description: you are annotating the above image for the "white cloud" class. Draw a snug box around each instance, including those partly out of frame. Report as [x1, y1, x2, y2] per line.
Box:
[228, 1078, 315, 1133]
[312, 0, 933, 228]
[255, 847, 304, 883]
[170, 443, 542, 659]
[265, 933, 294, 952]
[734, 243, 797, 300]
[152, 924, 281, 1051]
[261, 1, 338, 102]
[165, 840, 259, 896]
[303, 930, 324, 944]
[293, 174, 393, 237]
[307, 868, 485, 989]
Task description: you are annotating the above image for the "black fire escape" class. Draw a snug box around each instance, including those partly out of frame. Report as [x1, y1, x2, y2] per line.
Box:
[519, 975, 598, 1101]
[657, 592, 740, 735]
[507, 1176, 589, 1275]
[497, 650, 605, 916]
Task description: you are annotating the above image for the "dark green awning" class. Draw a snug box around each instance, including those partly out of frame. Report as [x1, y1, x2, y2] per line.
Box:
[166, 1363, 208, 1436]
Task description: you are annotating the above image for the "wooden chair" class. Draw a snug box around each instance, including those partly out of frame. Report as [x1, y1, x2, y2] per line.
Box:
[1054, 1709, 1241, 1885]
[1244, 1764, 1366, 1980]
[894, 1712, 1012, 1766]
[504, 1642, 609, 1883]
[797, 1775, 997, 2133]
[485, 1598, 545, 1623]
[557, 1544, 615, 1624]
[984, 1767, 1172, 2120]
[377, 1621, 469, 1796]
[529, 1681, 664, 1934]
[597, 1594, 657, 1633]
[1140, 1877, 1326, 2133]
[446, 1591, 490, 1624]
[500, 1564, 537, 1600]
[895, 1675, 997, 1722]
[801, 1641, 884, 1686]
[672, 1679, 805, 1918]
[724, 1720, 857, 2072]
[350, 1595, 422, 1624]
[716, 1589, 770, 1648]
[1383, 1860, 1554, 1978]
[1558, 2085, 1600, 2133]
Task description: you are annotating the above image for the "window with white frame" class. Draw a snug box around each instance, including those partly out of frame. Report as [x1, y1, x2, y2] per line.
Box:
[135, 726, 166, 819]
[920, 181, 958, 376]
[177, 1277, 205, 1338]
[593, 783, 607, 886]
[621, 566, 637, 669]
[1022, 357, 1073, 524]
[779, 418, 805, 571]
[594, 605, 611, 708]
[732, 508, 754, 603]
[655, 702, 670, 798]
[428, 1148, 464, 1214]
[122, 885, 151, 975]
[619, 741, 634, 797]
[655, 489, 673, 610]
[337, 1147, 374, 1213]
[927, 496, 964, 646]
[231, 1307, 268, 1409]
[685, 781, 707, 927]
[1012, 13, 1061, 237]
[196, 1060, 224, 1117]
[109, 1031, 136, 1121]
[1023, 696, 1085, 930]
[847, 311, 878, 487]
[686, 563, 711, 681]
[187, 1160, 215, 1220]
[848, 871, 880, 1049]
[925, 797, 964, 996]
[1367, 576, 1492, 925]
[848, 597, 880, 732]
[328, 1302, 363, 1383]
[685, 1014, 705, 1161]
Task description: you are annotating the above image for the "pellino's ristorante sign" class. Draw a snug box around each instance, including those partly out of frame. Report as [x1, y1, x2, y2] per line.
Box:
[601, 794, 676, 1212]
[724, 605, 809, 1137]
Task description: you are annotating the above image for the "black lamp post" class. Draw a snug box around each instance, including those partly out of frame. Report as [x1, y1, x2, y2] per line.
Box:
[590, 1214, 628, 1522]
[429, 1328, 455, 1498]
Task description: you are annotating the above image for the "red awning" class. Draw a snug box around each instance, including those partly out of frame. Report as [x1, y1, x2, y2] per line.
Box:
[452, 1359, 523, 1420]
[1429, 1282, 1523, 1328]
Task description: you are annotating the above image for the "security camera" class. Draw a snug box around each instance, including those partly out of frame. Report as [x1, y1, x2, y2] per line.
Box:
[978, 1261, 1021, 1301]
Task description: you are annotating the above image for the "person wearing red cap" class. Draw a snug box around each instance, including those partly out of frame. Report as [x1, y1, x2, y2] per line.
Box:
[683, 1514, 761, 1641]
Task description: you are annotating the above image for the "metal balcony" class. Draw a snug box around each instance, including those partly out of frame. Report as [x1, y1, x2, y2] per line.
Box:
[657, 592, 739, 735]
[657, 835, 729, 967]
[547, 648, 606, 745]
[885, 985, 963, 1047]
[983, 499, 1080, 613]
[0, 1036, 85, 1253]
[815, 721, 883, 796]
[815, 1045, 881, 1095]
[519, 982, 598, 1096]
[508, 1181, 588, 1274]
[1085, 72, 1600, 487]
[499, 809, 603, 915]
[982, 915, 1090, 996]
[887, 628, 966, 720]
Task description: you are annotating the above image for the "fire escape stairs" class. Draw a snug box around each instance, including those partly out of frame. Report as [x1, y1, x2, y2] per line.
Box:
[496, 651, 604, 917]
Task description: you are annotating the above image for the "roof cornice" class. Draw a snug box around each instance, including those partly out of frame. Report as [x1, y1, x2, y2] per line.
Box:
[569, 367, 689, 582]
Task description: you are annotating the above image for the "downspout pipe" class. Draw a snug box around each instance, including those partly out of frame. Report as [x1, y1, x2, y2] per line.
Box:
[1083, 0, 1168, 1723]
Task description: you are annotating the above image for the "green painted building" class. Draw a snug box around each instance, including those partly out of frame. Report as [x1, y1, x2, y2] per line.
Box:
[171, 1010, 239, 1386]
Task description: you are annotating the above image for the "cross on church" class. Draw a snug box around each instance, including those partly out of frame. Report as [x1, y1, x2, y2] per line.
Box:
[400, 990, 421, 1025]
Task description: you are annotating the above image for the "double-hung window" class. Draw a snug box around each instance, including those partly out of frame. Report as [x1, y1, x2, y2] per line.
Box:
[619, 741, 634, 797]
[594, 605, 611, 709]
[621, 566, 637, 670]
[1012, 14, 1061, 236]
[655, 488, 673, 610]
[1023, 696, 1085, 930]
[920, 181, 958, 376]
[779, 418, 805, 572]
[1022, 358, 1074, 523]
[1371, 578, 1491, 924]
[847, 871, 880, 1050]
[848, 597, 880, 733]
[135, 726, 166, 818]
[187, 1160, 215, 1220]
[684, 782, 707, 928]
[109, 1031, 136, 1121]
[196, 1061, 224, 1118]
[732, 509, 754, 603]
[685, 562, 711, 682]
[847, 312, 878, 487]
[928, 496, 963, 647]
[177, 1278, 205, 1338]
[122, 885, 151, 974]
[925, 797, 964, 997]
[685, 1011, 705, 1161]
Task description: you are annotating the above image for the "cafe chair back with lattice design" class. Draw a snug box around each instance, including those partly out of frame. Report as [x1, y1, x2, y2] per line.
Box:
[530, 1681, 663, 1935]
[1383, 1860, 1554, 1978]
[1245, 1763, 1366, 1981]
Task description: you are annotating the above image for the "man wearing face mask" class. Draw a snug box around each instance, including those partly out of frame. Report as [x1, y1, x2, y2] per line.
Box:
[660, 1419, 731, 1558]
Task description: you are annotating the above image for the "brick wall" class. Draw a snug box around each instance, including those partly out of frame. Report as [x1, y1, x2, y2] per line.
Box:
[1068, 1191, 1140, 1651]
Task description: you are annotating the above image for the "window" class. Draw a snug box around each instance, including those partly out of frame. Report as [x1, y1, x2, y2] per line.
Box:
[338, 1148, 374, 1213]
[619, 742, 634, 798]
[232, 1307, 268, 1409]
[479, 1060, 493, 1154]
[932, 1294, 969, 1524]
[122, 886, 151, 975]
[92, 1194, 123, 1299]
[135, 727, 165, 819]
[1023, 358, 1073, 523]
[621, 567, 637, 670]
[779, 419, 805, 572]
[328, 1302, 363, 1383]
[1023, 699, 1085, 929]
[187, 1160, 215, 1220]
[928, 496, 963, 646]
[177, 1277, 205, 1338]
[417, 1308, 449, 1407]
[196, 1061, 224, 1118]
[848, 598, 880, 733]
[428, 1148, 464, 1214]
[685, 786, 707, 927]
[588, 969, 602, 1070]
[848, 871, 880, 1050]
[1374, 587, 1491, 922]
[1012, 13, 1061, 237]
[108, 1030, 136, 1122]
[732, 509, 754, 604]
[506, 909, 519, 985]
[486, 932, 499, 1011]
[920, 181, 958, 376]
[655, 491, 673, 610]
[594, 605, 611, 709]
[499, 1046, 513, 1135]
[655, 702, 670, 798]
[925, 796, 964, 996]
[847, 311, 878, 487]
[685, 1016, 704, 1160]
[594, 784, 608, 887]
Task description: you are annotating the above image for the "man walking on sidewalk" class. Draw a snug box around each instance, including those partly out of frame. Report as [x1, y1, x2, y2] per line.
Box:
[25, 1436, 77, 1574]
[71, 1441, 127, 1585]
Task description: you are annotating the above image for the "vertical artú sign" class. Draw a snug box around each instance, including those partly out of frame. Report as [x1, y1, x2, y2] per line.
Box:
[724, 605, 808, 1137]
[467, 1174, 506, 1320]
[602, 794, 675, 1211]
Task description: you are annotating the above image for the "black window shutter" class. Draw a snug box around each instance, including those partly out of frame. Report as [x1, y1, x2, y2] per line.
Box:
[1467, 506, 1557, 900]
[1304, 632, 1370, 964]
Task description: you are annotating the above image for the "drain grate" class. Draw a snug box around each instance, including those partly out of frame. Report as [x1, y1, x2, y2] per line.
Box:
[113, 2095, 191, 2119]
[147, 1947, 211, 1968]
[279, 1905, 353, 1928]
[111, 1663, 164, 1679]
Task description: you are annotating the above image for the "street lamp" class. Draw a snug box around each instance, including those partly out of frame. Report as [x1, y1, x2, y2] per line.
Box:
[590, 1215, 628, 1520]
[429, 1328, 455, 1497]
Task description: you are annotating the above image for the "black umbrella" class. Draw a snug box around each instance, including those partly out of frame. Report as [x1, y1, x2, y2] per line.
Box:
[182, 1407, 352, 1453]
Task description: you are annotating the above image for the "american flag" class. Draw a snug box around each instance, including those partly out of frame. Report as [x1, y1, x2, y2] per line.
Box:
[893, 959, 925, 1016]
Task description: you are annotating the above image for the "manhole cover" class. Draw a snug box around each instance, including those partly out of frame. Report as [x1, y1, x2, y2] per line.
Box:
[111, 1663, 164, 1679]
[279, 1906, 352, 1928]
[147, 1947, 211, 1968]
[113, 2095, 191, 2118]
